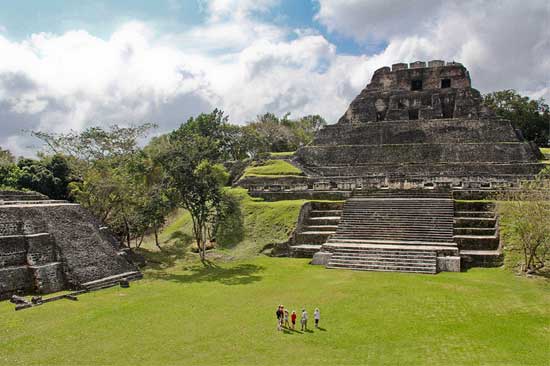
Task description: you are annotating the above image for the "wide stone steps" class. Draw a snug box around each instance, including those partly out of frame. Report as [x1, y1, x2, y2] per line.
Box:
[326, 247, 437, 274]
[352, 190, 452, 199]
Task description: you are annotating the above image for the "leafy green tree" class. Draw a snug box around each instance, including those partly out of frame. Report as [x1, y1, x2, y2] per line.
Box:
[161, 110, 230, 260]
[499, 167, 550, 275]
[484, 90, 549, 146]
[14, 155, 72, 199]
[34, 123, 160, 247]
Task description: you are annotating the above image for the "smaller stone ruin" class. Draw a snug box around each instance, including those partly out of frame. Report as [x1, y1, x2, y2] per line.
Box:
[0, 191, 141, 300]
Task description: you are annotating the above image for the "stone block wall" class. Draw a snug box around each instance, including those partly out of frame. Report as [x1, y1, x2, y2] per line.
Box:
[0, 202, 138, 300]
[313, 118, 521, 146]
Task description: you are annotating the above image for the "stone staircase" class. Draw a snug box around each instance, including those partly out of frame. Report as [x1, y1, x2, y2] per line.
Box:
[289, 202, 342, 257]
[321, 190, 458, 273]
[453, 201, 502, 267]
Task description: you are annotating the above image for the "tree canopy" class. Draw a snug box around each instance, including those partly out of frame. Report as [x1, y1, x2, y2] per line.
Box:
[484, 89, 549, 146]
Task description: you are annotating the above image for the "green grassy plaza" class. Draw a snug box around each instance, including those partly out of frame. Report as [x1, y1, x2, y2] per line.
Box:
[1, 257, 548, 365]
[1, 189, 549, 365]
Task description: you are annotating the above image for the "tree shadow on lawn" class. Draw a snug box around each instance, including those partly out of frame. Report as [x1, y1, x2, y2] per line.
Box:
[148, 261, 265, 286]
[137, 231, 193, 270]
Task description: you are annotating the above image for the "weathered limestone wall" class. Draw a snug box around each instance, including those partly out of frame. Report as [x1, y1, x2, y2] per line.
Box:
[0, 202, 137, 299]
[313, 118, 521, 145]
[298, 143, 538, 166]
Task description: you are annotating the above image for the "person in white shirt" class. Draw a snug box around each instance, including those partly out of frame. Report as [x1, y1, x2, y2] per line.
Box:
[301, 309, 308, 331]
[314, 308, 320, 328]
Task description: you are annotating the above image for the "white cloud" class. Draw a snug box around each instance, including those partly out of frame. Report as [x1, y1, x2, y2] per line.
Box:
[0, 0, 548, 157]
[316, 0, 550, 98]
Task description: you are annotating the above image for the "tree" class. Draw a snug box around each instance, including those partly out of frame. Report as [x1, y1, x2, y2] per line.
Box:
[161, 110, 230, 260]
[499, 167, 550, 274]
[484, 90, 550, 146]
[33, 123, 161, 246]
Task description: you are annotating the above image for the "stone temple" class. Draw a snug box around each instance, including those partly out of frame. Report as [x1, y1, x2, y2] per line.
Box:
[240, 60, 545, 273]
[0, 191, 141, 300]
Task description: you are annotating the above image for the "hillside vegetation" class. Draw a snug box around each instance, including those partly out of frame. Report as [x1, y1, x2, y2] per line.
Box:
[241, 160, 303, 177]
[140, 188, 306, 259]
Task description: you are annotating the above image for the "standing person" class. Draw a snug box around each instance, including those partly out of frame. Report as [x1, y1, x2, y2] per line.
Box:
[301, 308, 308, 331]
[291, 310, 297, 330]
[276, 305, 283, 331]
[283, 308, 290, 329]
[314, 308, 320, 328]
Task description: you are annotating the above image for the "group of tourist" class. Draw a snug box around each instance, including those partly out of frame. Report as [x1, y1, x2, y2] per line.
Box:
[275, 305, 320, 331]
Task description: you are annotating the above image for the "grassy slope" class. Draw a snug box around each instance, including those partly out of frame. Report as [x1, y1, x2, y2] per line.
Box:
[540, 147, 550, 155]
[140, 188, 305, 259]
[242, 159, 302, 177]
[1, 257, 548, 365]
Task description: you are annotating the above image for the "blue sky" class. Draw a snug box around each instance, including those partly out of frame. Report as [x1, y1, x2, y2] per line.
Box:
[0, 0, 384, 55]
[0, 0, 548, 156]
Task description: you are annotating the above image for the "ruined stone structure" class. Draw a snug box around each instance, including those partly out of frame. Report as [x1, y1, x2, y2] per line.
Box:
[240, 61, 543, 194]
[0, 191, 141, 300]
[252, 60, 539, 273]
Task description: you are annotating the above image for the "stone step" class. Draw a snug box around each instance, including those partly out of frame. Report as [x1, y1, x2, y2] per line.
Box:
[338, 220, 453, 229]
[307, 217, 341, 225]
[454, 217, 496, 228]
[304, 225, 338, 232]
[454, 211, 495, 218]
[290, 244, 321, 258]
[325, 240, 457, 250]
[295, 231, 334, 245]
[81, 271, 142, 290]
[311, 202, 345, 210]
[329, 257, 436, 267]
[454, 201, 496, 212]
[454, 235, 499, 250]
[331, 253, 437, 261]
[453, 227, 496, 235]
[335, 233, 453, 240]
[326, 262, 436, 274]
[309, 210, 343, 217]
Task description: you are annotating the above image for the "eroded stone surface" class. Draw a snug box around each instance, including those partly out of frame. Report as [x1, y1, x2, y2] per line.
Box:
[0, 192, 138, 300]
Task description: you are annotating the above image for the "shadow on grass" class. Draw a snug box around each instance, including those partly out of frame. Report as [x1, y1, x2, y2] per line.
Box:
[137, 232, 192, 270]
[148, 261, 265, 286]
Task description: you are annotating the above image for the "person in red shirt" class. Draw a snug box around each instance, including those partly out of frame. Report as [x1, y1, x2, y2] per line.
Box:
[291, 310, 297, 330]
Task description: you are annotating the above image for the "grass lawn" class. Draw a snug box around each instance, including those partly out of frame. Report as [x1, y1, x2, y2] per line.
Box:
[540, 147, 550, 155]
[242, 159, 302, 177]
[1, 257, 549, 365]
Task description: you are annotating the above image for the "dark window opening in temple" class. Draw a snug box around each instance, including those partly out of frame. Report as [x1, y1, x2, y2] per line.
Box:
[411, 79, 423, 91]
[408, 109, 419, 120]
[376, 112, 384, 121]
[441, 79, 451, 88]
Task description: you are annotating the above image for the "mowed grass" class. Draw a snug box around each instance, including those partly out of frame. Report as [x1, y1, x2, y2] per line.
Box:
[1, 257, 549, 365]
[242, 159, 302, 177]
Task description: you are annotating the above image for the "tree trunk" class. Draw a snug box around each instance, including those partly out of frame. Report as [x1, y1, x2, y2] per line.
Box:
[154, 225, 161, 250]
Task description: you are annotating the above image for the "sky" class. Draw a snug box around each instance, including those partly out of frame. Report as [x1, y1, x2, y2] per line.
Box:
[0, 0, 549, 156]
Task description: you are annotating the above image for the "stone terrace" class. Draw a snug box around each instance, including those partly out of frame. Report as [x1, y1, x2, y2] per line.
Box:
[0, 191, 140, 300]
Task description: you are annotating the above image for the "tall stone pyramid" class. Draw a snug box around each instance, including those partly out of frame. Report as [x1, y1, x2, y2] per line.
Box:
[294, 60, 543, 190]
